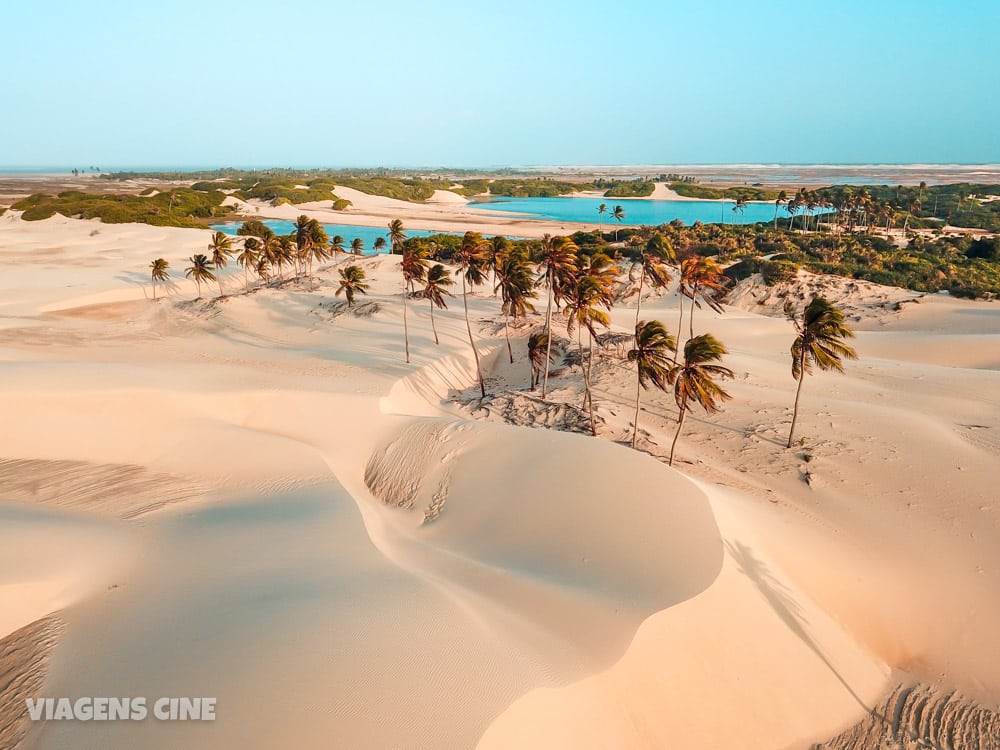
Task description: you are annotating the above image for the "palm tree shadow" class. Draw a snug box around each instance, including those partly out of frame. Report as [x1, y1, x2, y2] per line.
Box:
[724, 540, 875, 715]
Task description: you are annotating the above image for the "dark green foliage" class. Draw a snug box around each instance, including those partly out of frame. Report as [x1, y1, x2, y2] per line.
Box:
[236, 220, 274, 239]
[332, 198, 352, 211]
[191, 180, 240, 191]
[670, 182, 782, 201]
[12, 189, 230, 228]
[485, 179, 585, 197]
[603, 180, 655, 198]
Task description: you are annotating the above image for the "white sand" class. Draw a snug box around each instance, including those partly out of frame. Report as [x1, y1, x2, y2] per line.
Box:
[0, 211, 998, 748]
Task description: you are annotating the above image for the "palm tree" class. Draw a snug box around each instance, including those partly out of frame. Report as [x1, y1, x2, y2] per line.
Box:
[373, 236, 386, 254]
[208, 231, 232, 297]
[488, 235, 509, 292]
[685, 256, 727, 339]
[185, 254, 215, 299]
[633, 234, 675, 330]
[336, 265, 369, 308]
[536, 235, 579, 397]
[612, 204, 626, 241]
[628, 320, 677, 449]
[388, 218, 406, 253]
[237, 238, 259, 292]
[785, 297, 857, 448]
[732, 197, 748, 223]
[261, 234, 282, 283]
[149, 258, 169, 300]
[400, 244, 427, 363]
[528, 331, 550, 390]
[495, 250, 537, 363]
[422, 263, 454, 344]
[350, 237, 364, 256]
[774, 190, 787, 230]
[329, 234, 345, 259]
[669, 334, 734, 466]
[565, 274, 611, 436]
[597, 202, 608, 234]
[456, 232, 490, 397]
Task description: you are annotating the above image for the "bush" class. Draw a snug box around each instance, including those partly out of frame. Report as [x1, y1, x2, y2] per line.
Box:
[603, 181, 654, 198]
[11, 188, 229, 228]
[332, 198, 352, 211]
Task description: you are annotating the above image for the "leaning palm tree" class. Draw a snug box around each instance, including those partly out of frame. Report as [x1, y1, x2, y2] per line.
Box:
[237, 238, 259, 292]
[208, 231, 232, 297]
[536, 235, 579, 397]
[400, 245, 428, 363]
[350, 237, 364, 256]
[628, 320, 677, 449]
[184, 254, 216, 299]
[373, 236, 386, 254]
[774, 190, 787, 230]
[669, 334, 734, 466]
[336, 265, 369, 308]
[422, 263, 454, 344]
[149, 258, 169, 300]
[597, 202, 608, 234]
[329, 234, 345, 259]
[527, 331, 550, 391]
[685, 256, 727, 340]
[785, 297, 857, 448]
[456, 232, 489, 397]
[495, 250, 537, 363]
[388, 218, 406, 253]
[611, 204, 626, 240]
[565, 274, 611, 436]
[488, 234, 509, 292]
[633, 234, 675, 329]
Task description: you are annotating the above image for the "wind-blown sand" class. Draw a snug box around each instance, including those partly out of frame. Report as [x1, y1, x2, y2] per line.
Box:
[1, 210, 998, 749]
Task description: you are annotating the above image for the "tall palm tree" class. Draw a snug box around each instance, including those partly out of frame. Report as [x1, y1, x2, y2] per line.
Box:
[527, 331, 550, 391]
[565, 274, 611, 436]
[184, 254, 215, 299]
[329, 234, 345, 259]
[669, 334, 734, 466]
[785, 297, 857, 448]
[536, 235, 579, 397]
[685, 256, 727, 339]
[597, 202, 608, 234]
[628, 320, 677, 449]
[495, 250, 537, 363]
[456, 231, 490, 397]
[612, 204, 626, 241]
[774, 190, 787, 230]
[388, 218, 406, 253]
[400, 244, 427, 363]
[149, 258, 169, 300]
[488, 235, 509, 293]
[422, 263, 454, 344]
[208, 231, 232, 297]
[261, 234, 282, 283]
[237, 238, 259, 292]
[634, 234, 675, 330]
[350, 237, 364, 256]
[373, 236, 386, 254]
[336, 265, 369, 308]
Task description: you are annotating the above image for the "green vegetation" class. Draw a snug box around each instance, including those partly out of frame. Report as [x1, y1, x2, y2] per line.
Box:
[334, 177, 439, 202]
[603, 180, 655, 198]
[485, 179, 585, 197]
[669, 182, 782, 201]
[12, 188, 230, 227]
[191, 180, 241, 191]
[332, 198, 352, 211]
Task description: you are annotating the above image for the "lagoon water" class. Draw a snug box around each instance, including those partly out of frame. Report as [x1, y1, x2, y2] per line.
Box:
[470, 196, 816, 226]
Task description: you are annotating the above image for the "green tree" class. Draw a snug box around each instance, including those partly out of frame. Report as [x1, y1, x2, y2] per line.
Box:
[669, 334, 734, 466]
[628, 320, 677, 449]
[612, 204, 626, 240]
[528, 331, 550, 391]
[565, 274, 612, 436]
[373, 236, 386, 254]
[597, 202, 607, 234]
[149, 258, 169, 300]
[495, 250, 537, 363]
[422, 263, 454, 344]
[785, 297, 857, 448]
[400, 242, 427, 363]
[237, 238, 260, 292]
[208, 231, 232, 297]
[351, 237, 364, 255]
[456, 232, 490, 397]
[185, 254, 215, 299]
[633, 234, 674, 330]
[336, 265, 369, 308]
[536, 235, 579, 397]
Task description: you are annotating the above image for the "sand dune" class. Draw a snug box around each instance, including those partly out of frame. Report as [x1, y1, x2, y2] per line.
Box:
[1, 213, 998, 748]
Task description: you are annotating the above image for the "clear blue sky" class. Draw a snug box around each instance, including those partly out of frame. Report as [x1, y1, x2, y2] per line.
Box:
[2, 0, 998, 168]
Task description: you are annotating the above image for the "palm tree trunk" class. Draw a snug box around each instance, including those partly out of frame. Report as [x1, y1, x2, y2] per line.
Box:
[430, 300, 439, 345]
[675, 292, 685, 358]
[542, 276, 554, 398]
[773, 205, 778, 230]
[152, 279, 157, 301]
[689, 287, 697, 340]
[245, 267, 249, 293]
[585, 329, 594, 409]
[580, 331, 596, 436]
[462, 275, 486, 398]
[631, 372, 642, 449]
[218, 277, 224, 298]
[787, 353, 807, 448]
[403, 282, 410, 363]
[504, 316, 513, 363]
[669, 406, 686, 466]
[634, 272, 644, 331]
